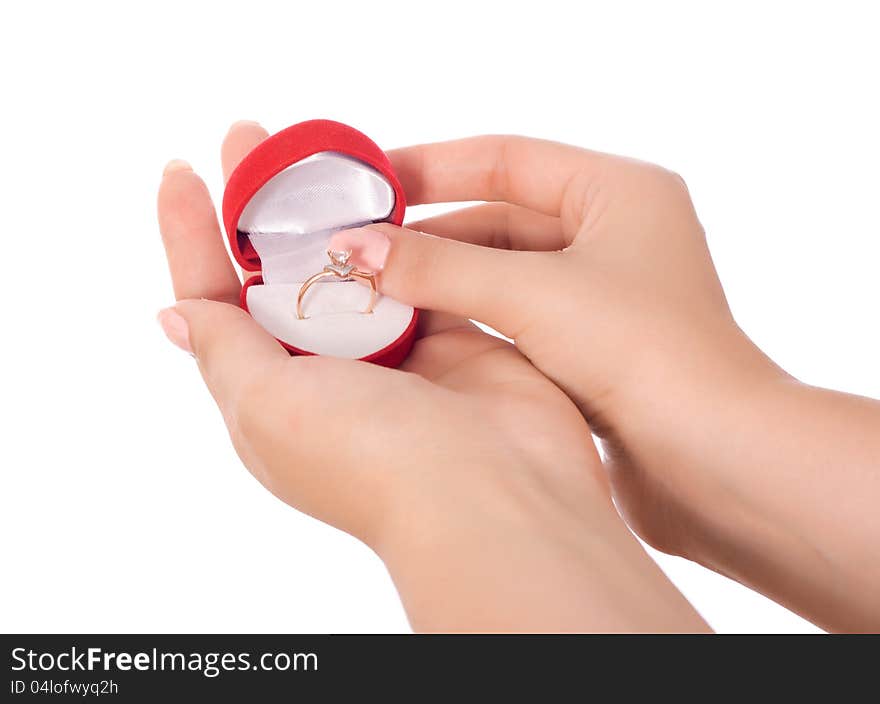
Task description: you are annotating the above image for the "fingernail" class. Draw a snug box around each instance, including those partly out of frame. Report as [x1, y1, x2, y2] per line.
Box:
[163, 159, 192, 176]
[230, 119, 262, 130]
[157, 308, 192, 354]
[330, 226, 391, 272]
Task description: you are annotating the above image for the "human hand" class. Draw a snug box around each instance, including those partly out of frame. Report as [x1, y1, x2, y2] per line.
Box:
[330, 136, 777, 554]
[333, 136, 880, 631]
[156, 122, 708, 632]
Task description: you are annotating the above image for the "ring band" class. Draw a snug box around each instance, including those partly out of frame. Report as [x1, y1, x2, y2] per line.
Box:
[296, 249, 378, 320]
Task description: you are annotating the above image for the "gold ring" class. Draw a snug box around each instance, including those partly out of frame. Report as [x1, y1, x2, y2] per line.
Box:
[296, 249, 378, 320]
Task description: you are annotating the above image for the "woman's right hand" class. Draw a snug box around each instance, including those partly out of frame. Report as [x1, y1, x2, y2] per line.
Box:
[332, 135, 774, 553]
[333, 135, 880, 632]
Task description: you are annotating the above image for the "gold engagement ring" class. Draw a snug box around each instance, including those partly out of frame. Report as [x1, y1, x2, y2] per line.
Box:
[296, 249, 378, 320]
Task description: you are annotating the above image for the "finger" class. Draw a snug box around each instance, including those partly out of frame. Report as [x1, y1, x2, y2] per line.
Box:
[407, 202, 568, 251]
[162, 299, 289, 414]
[417, 310, 477, 337]
[158, 161, 241, 304]
[388, 135, 612, 234]
[330, 224, 554, 337]
[221, 120, 270, 182]
[221, 121, 269, 282]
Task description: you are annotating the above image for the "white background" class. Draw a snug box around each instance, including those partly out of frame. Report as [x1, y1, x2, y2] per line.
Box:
[1, 1, 877, 633]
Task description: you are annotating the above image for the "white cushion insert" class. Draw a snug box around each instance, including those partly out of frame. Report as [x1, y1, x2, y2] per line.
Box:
[246, 282, 414, 359]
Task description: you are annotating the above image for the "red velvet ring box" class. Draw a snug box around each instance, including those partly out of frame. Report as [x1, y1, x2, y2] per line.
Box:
[222, 120, 418, 367]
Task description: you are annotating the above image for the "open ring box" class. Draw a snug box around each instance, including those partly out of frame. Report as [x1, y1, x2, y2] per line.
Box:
[222, 120, 418, 367]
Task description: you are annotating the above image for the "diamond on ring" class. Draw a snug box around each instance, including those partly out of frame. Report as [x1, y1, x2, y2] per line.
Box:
[325, 249, 355, 278]
[296, 249, 378, 320]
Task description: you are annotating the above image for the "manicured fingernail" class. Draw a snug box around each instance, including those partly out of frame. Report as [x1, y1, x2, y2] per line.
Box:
[157, 308, 192, 354]
[163, 159, 192, 176]
[330, 226, 391, 272]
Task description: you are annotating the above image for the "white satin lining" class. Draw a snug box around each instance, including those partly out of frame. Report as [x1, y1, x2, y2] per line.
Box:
[240, 152, 395, 284]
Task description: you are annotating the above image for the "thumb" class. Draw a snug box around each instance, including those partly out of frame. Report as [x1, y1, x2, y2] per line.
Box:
[330, 223, 546, 337]
[158, 299, 289, 413]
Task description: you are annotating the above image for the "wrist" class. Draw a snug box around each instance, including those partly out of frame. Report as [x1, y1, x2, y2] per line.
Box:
[371, 454, 618, 631]
[603, 326, 791, 559]
[375, 453, 709, 632]
[375, 449, 613, 558]
[620, 321, 785, 420]
[611, 322, 788, 446]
